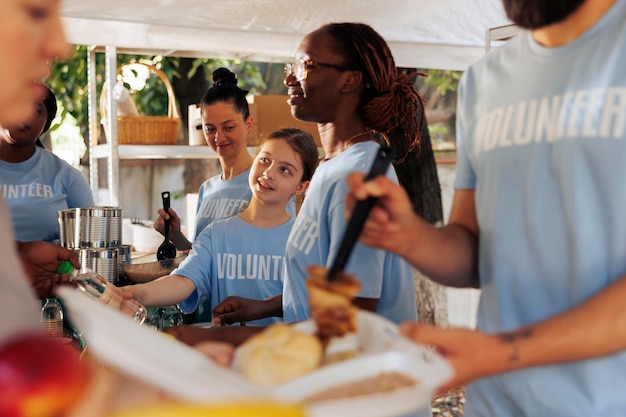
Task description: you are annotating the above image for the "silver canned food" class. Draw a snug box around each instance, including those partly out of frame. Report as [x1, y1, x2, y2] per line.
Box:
[78, 206, 123, 248]
[79, 247, 118, 284]
[57, 208, 79, 249]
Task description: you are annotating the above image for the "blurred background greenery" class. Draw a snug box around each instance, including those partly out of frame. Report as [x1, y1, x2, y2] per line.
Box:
[47, 46, 460, 166]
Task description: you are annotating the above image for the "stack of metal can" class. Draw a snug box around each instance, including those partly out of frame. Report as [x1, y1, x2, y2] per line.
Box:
[57, 206, 130, 284]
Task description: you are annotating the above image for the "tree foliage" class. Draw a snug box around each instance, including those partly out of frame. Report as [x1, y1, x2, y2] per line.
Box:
[47, 46, 266, 136]
[48, 47, 455, 142]
[423, 69, 462, 96]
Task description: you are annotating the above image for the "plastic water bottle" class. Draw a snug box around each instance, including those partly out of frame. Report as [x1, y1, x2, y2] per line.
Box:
[41, 298, 64, 338]
[160, 305, 183, 329]
[144, 307, 161, 331]
[58, 260, 147, 325]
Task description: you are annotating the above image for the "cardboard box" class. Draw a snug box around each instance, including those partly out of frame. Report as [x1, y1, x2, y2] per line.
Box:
[246, 95, 321, 146]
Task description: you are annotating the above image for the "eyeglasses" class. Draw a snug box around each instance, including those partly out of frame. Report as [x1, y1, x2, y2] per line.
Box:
[284, 59, 350, 82]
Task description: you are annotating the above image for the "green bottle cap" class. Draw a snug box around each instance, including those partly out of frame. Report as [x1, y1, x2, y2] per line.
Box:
[57, 260, 75, 275]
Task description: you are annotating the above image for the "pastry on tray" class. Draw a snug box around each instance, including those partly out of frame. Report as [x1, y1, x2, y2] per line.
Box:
[305, 265, 361, 341]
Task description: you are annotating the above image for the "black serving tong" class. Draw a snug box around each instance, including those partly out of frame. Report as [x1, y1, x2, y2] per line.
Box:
[326, 146, 395, 282]
[156, 191, 177, 266]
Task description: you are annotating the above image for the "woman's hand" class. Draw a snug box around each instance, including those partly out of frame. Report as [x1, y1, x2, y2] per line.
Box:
[212, 296, 256, 325]
[212, 296, 281, 325]
[17, 241, 80, 298]
[154, 207, 181, 236]
[154, 207, 191, 250]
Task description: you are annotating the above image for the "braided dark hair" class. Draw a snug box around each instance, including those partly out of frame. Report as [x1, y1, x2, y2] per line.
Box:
[320, 23, 426, 161]
[200, 68, 250, 119]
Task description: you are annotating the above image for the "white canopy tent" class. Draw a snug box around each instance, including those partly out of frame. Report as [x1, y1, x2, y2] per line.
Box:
[59, 0, 517, 211]
[60, 0, 513, 71]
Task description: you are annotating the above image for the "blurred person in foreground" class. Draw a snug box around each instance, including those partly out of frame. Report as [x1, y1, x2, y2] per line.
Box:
[0, 7, 251, 417]
[346, 0, 626, 416]
[0, 0, 79, 342]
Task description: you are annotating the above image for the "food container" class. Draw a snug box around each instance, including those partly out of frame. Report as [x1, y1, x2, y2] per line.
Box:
[57, 286, 260, 403]
[58, 286, 453, 417]
[122, 252, 186, 283]
[273, 314, 448, 416]
[78, 206, 123, 248]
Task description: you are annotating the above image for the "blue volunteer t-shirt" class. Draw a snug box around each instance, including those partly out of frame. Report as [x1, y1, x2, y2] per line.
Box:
[192, 168, 296, 322]
[194, 169, 252, 239]
[175, 215, 290, 326]
[282, 141, 417, 325]
[0, 146, 94, 242]
[454, 1, 626, 415]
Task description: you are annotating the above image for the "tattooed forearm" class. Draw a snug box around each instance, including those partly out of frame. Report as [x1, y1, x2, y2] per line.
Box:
[499, 328, 533, 362]
[500, 329, 533, 343]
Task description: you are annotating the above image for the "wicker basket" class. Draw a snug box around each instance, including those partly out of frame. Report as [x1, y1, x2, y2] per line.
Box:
[101, 63, 180, 145]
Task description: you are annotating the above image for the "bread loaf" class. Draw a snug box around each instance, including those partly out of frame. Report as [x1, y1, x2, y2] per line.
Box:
[234, 324, 322, 387]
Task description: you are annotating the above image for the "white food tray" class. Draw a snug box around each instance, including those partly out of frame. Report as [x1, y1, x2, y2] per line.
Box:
[57, 287, 261, 402]
[58, 286, 452, 417]
[277, 312, 452, 417]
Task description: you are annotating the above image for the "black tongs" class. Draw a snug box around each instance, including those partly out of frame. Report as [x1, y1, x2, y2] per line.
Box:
[327, 146, 395, 282]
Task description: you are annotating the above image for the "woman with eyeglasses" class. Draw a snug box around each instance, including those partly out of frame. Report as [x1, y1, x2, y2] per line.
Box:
[278, 22, 424, 326]
[209, 23, 427, 356]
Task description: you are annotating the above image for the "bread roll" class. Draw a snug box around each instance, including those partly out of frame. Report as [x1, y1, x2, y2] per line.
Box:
[234, 324, 322, 387]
